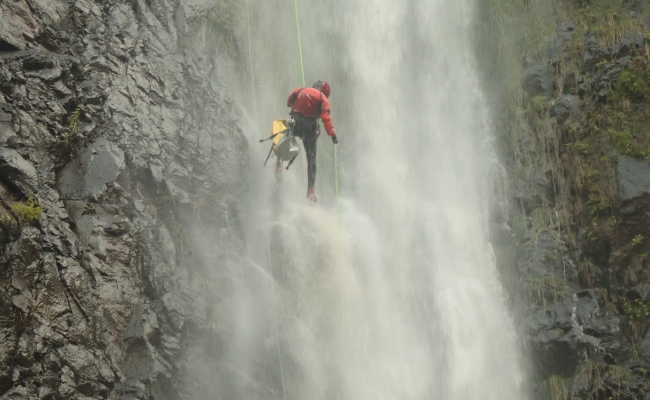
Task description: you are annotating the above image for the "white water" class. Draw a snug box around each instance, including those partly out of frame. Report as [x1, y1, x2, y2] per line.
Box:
[215, 1, 528, 399]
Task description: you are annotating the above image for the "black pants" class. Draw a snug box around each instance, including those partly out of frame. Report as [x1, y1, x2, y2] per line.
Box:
[292, 113, 319, 190]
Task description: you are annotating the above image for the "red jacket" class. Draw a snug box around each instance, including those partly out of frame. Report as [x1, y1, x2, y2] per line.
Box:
[287, 87, 336, 137]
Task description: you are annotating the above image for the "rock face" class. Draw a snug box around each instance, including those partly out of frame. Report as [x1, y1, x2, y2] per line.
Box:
[617, 156, 650, 201]
[0, 1, 247, 398]
[479, 1, 650, 398]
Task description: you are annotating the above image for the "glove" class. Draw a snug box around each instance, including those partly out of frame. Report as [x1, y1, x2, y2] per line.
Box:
[331, 135, 338, 144]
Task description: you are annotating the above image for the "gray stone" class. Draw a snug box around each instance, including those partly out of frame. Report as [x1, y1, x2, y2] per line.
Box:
[617, 155, 650, 200]
[0, 147, 38, 186]
[0, 0, 248, 397]
[25, 67, 62, 82]
[58, 137, 125, 199]
[523, 64, 553, 96]
[640, 330, 650, 364]
[550, 95, 581, 123]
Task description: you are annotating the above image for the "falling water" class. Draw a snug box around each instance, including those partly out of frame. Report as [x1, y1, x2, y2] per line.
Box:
[212, 0, 528, 399]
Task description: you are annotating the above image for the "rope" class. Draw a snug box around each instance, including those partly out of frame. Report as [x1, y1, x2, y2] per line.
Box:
[291, 0, 339, 199]
[292, 0, 306, 87]
[246, 0, 259, 119]
[334, 144, 339, 197]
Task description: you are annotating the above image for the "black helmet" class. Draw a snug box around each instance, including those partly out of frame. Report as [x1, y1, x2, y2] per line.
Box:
[312, 80, 331, 97]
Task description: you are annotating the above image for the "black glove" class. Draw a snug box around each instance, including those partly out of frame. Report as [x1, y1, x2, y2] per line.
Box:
[331, 135, 338, 144]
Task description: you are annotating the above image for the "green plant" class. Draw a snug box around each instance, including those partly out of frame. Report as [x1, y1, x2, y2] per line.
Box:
[530, 95, 550, 114]
[64, 106, 81, 144]
[568, 140, 592, 155]
[608, 127, 649, 159]
[622, 298, 650, 321]
[631, 234, 645, 247]
[621, 297, 650, 354]
[616, 68, 650, 102]
[11, 198, 43, 224]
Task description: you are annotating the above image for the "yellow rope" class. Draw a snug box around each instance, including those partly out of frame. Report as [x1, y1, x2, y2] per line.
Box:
[292, 0, 306, 87]
[246, 0, 259, 119]
[334, 145, 339, 198]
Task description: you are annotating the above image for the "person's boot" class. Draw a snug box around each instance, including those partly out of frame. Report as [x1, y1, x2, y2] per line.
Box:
[307, 187, 318, 202]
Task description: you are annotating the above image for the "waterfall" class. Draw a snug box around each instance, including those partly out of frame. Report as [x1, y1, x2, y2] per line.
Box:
[213, 1, 529, 398]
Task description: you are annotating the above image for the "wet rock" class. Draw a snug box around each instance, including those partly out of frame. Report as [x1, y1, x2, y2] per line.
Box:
[58, 137, 125, 199]
[523, 64, 554, 96]
[613, 33, 645, 58]
[550, 95, 581, 123]
[1, 0, 248, 397]
[0, 110, 11, 123]
[25, 67, 62, 82]
[640, 331, 650, 364]
[583, 33, 609, 70]
[617, 155, 650, 200]
[0, 148, 38, 189]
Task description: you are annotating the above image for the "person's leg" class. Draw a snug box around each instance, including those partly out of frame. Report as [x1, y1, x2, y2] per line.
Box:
[304, 132, 318, 191]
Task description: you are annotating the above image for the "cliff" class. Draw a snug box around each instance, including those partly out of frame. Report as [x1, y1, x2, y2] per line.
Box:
[478, 1, 650, 398]
[0, 1, 247, 398]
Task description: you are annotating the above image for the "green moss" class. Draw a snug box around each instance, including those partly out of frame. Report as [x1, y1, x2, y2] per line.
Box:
[11, 199, 43, 224]
[615, 68, 650, 102]
[572, 0, 646, 47]
[567, 140, 592, 155]
[530, 95, 550, 114]
[622, 298, 650, 321]
[609, 128, 650, 159]
[631, 234, 645, 247]
[64, 106, 81, 144]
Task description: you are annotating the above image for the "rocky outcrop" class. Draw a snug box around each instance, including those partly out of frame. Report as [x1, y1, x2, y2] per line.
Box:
[0, 1, 247, 398]
[617, 156, 650, 201]
[479, 1, 650, 398]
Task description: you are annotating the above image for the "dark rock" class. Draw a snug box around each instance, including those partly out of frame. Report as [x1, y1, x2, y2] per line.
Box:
[523, 64, 554, 96]
[617, 155, 650, 200]
[613, 33, 645, 58]
[640, 330, 650, 364]
[0, 0, 247, 398]
[0, 39, 20, 53]
[58, 137, 125, 199]
[584, 33, 609, 70]
[550, 94, 581, 123]
[21, 53, 57, 71]
[25, 67, 62, 82]
[0, 148, 38, 189]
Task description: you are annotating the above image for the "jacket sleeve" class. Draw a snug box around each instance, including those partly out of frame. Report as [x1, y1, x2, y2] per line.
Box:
[287, 88, 301, 107]
[320, 95, 336, 137]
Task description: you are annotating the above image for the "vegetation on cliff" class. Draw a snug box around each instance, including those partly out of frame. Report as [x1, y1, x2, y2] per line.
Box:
[478, 0, 650, 398]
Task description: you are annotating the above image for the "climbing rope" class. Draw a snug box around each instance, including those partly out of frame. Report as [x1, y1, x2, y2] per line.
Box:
[245, 0, 259, 119]
[291, 0, 340, 199]
[292, 0, 307, 87]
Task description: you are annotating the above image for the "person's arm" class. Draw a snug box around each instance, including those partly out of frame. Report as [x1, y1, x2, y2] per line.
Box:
[320, 95, 337, 141]
[287, 88, 302, 107]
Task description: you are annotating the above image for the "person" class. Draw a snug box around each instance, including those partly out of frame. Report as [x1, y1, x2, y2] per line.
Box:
[287, 80, 338, 202]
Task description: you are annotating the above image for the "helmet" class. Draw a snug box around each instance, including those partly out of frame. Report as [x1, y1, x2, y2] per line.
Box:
[312, 80, 331, 97]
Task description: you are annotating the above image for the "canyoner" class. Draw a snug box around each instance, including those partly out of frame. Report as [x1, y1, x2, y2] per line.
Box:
[259, 81, 338, 203]
[257, 0, 339, 203]
[287, 80, 338, 202]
